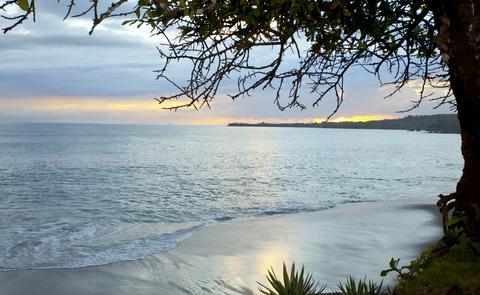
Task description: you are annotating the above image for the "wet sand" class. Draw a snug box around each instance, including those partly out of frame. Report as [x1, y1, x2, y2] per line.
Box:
[0, 197, 442, 295]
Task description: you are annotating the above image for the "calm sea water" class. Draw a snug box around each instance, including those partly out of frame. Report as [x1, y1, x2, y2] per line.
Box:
[0, 123, 462, 270]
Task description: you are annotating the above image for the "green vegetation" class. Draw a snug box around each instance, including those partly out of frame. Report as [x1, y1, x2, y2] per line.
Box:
[259, 263, 384, 295]
[261, 243, 479, 295]
[382, 236, 480, 294]
[258, 263, 326, 295]
[337, 277, 383, 295]
[229, 114, 460, 134]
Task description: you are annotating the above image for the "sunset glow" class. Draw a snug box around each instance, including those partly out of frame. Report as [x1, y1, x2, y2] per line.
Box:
[0, 97, 396, 125]
[314, 115, 394, 123]
[0, 98, 195, 113]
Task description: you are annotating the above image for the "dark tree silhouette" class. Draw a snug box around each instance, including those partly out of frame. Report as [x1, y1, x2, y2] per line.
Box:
[2, 0, 479, 238]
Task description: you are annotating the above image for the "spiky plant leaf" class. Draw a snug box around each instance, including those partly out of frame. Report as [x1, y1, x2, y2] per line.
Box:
[258, 263, 326, 295]
[337, 276, 383, 295]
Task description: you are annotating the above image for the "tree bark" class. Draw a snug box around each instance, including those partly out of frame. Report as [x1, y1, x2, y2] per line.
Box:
[433, 0, 480, 238]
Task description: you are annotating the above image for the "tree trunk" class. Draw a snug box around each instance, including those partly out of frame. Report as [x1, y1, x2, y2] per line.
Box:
[433, 0, 480, 238]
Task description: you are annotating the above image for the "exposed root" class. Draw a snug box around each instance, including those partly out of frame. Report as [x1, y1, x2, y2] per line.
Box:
[437, 193, 456, 233]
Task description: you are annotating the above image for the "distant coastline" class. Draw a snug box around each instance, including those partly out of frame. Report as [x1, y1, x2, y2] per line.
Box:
[228, 114, 460, 134]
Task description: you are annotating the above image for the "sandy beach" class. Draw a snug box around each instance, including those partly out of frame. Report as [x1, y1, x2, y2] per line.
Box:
[0, 197, 442, 295]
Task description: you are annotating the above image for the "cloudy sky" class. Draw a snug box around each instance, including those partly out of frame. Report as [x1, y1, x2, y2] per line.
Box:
[0, 2, 454, 125]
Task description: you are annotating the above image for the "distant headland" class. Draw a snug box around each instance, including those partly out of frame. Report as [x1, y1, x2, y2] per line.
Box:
[228, 114, 460, 134]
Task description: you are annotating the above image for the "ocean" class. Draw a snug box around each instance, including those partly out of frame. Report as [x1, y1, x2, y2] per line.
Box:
[0, 123, 462, 271]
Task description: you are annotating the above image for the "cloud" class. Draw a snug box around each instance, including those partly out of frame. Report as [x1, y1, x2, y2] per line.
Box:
[0, 33, 149, 50]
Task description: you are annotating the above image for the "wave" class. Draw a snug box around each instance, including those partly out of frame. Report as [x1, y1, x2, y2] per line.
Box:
[1, 199, 383, 272]
[260, 207, 320, 216]
[214, 216, 234, 222]
[0, 223, 206, 271]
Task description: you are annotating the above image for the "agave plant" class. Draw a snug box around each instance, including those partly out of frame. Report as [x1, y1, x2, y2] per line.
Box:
[258, 263, 326, 295]
[337, 276, 383, 295]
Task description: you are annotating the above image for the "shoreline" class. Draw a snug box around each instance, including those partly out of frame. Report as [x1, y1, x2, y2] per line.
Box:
[227, 114, 460, 134]
[0, 197, 442, 295]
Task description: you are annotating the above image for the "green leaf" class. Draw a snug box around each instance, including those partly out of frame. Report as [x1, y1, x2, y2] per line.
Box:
[138, 0, 150, 7]
[147, 10, 158, 18]
[307, 2, 315, 12]
[389, 258, 398, 268]
[17, 0, 29, 11]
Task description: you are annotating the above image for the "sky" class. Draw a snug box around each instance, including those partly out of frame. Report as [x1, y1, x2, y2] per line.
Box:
[0, 2, 454, 125]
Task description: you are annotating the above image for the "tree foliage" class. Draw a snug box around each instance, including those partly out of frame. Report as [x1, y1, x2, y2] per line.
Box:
[1, 0, 454, 117]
